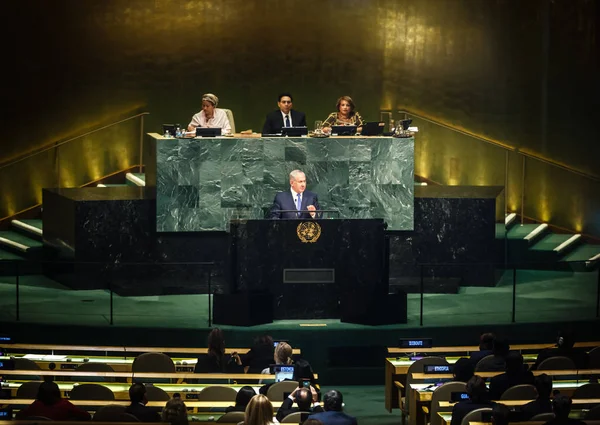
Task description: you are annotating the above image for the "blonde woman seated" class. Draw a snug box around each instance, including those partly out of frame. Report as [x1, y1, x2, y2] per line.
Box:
[187, 93, 231, 134]
[322, 96, 364, 133]
[258, 342, 293, 384]
[244, 394, 279, 425]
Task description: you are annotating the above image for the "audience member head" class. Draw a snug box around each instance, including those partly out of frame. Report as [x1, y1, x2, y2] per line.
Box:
[296, 387, 313, 411]
[323, 390, 343, 412]
[303, 420, 324, 425]
[534, 373, 553, 399]
[244, 394, 274, 425]
[491, 403, 511, 425]
[479, 332, 496, 351]
[466, 375, 488, 402]
[235, 386, 257, 408]
[505, 351, 524, 374]
[492, 339, 510, 357]
[254, 334, 274, 346]
[129, 382, 147, 404]
[162, 398, 188, 425]
[552, 395, 572, 419]
[274, 342, 293, 365]
[37, 381, 61, 405]
[294, 358, 316, 384]
[453, 358, 475, 382]
[207, 327, 225, 359]
[556, 329, 575, 350]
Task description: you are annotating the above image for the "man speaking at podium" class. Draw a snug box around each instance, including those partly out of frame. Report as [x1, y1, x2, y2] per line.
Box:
[269, 170, 320, 219]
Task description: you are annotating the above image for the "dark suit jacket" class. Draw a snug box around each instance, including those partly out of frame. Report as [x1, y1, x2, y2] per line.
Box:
[194, 353, 244, 374]
[269, 190, 320, 219]
[520, 398, 553, 420]
[469, 350, 493, 366]
[241, 343, 274, 374]
[309, 410, 358, 425]
[262, 109, 307, 135]
[125, 402, 161, 422]
[275, 398, 324, 422]
[450, 399, 495, 425]
[488, 370, 535, 400]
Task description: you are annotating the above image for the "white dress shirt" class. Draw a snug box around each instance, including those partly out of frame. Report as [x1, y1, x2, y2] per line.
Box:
[188, 108, 231, 133]
[281, 111, 292, 127]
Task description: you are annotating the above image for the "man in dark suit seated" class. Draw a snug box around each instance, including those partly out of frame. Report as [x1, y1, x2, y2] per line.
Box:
[125, 383, 161, 422]
[309, 389, 358, 425]
[450, 375, 495, 425]
[470, 332, 495, 365]
[532, 329, 589, 370]
[269, 169, 320, 219]
[275, 386, 324, 422]
[262, 92, 307, 135]
[520, 374, 553, 420]
[543, 395, 585, 425]
[488, 352, 534, 400]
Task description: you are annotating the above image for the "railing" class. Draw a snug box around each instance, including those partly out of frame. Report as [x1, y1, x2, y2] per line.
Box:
[0, 112, 149, 221]
[381, 109, 600, 237]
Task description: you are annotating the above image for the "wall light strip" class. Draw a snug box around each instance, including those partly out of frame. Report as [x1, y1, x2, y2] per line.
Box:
[97, 183, 107, 187]
[11, 220, 43, 236]
[0, 237, 29, 252]
[553, 234, 581, 253]
[126, 173, 146, 187]
[524, 223, 548, 241]
[586, 253, 600, 268]
[505, 213, 516, 226]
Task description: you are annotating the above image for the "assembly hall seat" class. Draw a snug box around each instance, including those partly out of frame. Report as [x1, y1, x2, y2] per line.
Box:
[266, 381, 299, 402]
[216, 411, 245, 423]
[198, 385, 238, 402]
[74, 362, 116, 382]
[427, 381, 467, 425]
[70, 383, 115, 401]
[536, 356, 577, 371]
[499, 384, 538, 400]
[17, 381, 43, 398]
[460, 407, 493, 425]
[145, 385, 171, 401]
[92, 405, 129, 422]
[572, 383, 600, 399]
[132, 352, 175, 383]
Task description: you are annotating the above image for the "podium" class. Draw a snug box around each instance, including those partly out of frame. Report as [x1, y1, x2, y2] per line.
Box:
[217, 218, 394, 322]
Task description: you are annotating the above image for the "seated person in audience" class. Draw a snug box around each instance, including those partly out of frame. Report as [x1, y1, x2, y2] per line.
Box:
[491, 403, 511, 425]
[259, 357, 320, 398]
[242, 334, 276, 374]
[532, 329, 589, 370]
[450, 375, 495, 425]
[125, 382, 161, 422]
[275, 386, 324, 422]
[453, 357, 475, 382]
[244, 394, 277, 425]
[488, 352, 534, 400]
[478, 338, 510, 371]
[262, 92, 307, 135]
[162, 397, 189, 425]
[262, 341, 294, 374]
[195, 327, 243, 373]
[543, 395, 585, 425]
[187, 93, 231, 134]
[520, 373, 553, 420]
[15, 381, 91, 421]
[321, 96, 364, 133]
[470, 332, 496, 365]
[225, 385, 256, 412]
[309, 389, 358, 425]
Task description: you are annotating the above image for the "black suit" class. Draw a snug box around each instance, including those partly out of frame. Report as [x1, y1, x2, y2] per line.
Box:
[262, 109, 307, 135]
[275, 397, 324, 422]
[488, 369, 535, 400]
[450, 399, 495, 425]
[269, 190, 320, 219]
[520, 398, 553, 420]
[241, 343, 274, 374]
[125, 403, 161, 422]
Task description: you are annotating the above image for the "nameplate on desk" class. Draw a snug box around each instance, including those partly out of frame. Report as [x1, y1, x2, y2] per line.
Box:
[61, 363, 78, 370]
[450, 392, 469, 402]
[424, 364, 452, 374]
[0, 360, 14, 370]
[399, 338, 433, 348]
[186, 393, 199, 399]
[176, 366, 194, 372]
[0, 408, 13, 418]
[0, 335, 12, 344]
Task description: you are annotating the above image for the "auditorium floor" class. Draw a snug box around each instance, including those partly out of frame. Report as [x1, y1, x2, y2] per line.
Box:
[0, 268, 596, 329]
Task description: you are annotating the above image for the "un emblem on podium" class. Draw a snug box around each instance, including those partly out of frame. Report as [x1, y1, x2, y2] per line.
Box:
[296, 221, 321, 243]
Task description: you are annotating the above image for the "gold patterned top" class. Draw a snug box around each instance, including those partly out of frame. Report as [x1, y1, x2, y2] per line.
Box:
[322, 112, 365, 127]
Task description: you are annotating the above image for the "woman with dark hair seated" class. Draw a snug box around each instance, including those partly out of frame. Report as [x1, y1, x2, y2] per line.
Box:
[321, 96, 365, 134]
[225, 386, 257, 412]
[242, 334, 275, 374]
[15, 381, 91, 421]
[194, 328, 243, 373]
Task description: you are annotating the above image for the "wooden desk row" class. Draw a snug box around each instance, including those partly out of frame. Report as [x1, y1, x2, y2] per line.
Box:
[0, 370, 271, 380]
[387, 341, 600, 355]
[4, 343, 301, 356]
[0, 399, 288, 409]
[438, 399, 600, 408]
[411, 369, 600, 380]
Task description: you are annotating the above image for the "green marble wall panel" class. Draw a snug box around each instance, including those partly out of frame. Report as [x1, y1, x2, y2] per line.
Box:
[156, 136, 414, 231]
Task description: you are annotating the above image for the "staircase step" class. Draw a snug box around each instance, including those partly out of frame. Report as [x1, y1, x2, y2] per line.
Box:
[11, 219, 43, 241]
[126, 173, 146, 187]
[530, 234, 574, 251]
[98, 183, 129, 187]
[0, 231, 43, 254]
[506, 224, 541, 239]
[561, 244, 600, 265]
